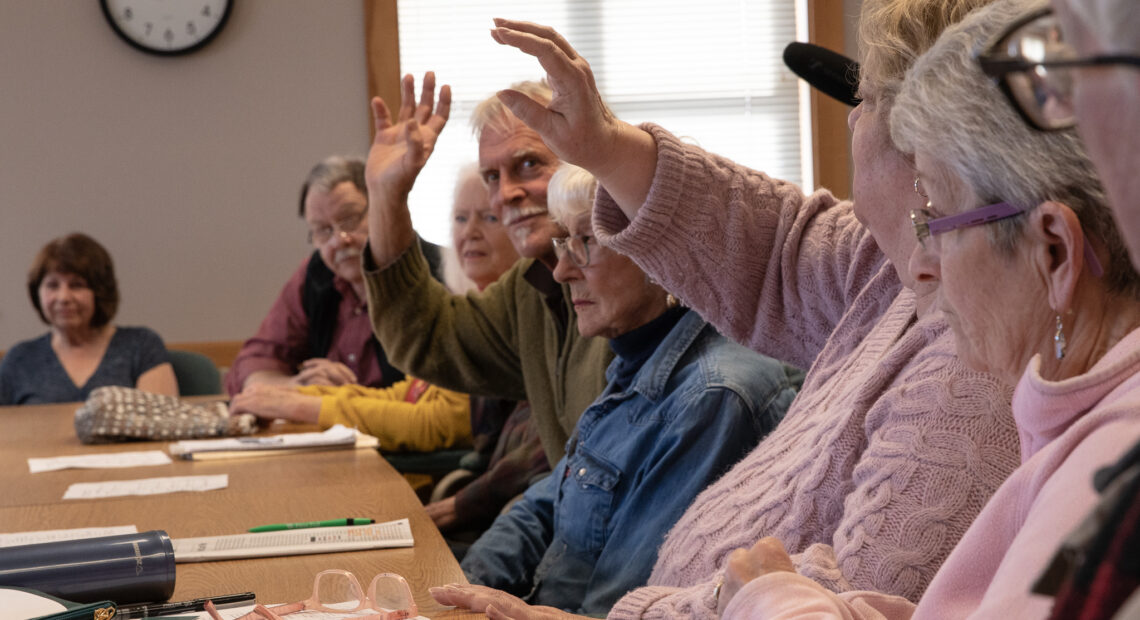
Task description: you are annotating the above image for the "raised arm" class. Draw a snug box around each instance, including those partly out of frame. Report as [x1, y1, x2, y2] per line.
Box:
[366, 72, 451, 268]
[488, 19, 657, 219]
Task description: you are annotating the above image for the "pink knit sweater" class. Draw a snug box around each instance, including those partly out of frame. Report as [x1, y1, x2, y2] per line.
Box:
[596, 125, 1020, 620]
[724, 327, 1140, 619]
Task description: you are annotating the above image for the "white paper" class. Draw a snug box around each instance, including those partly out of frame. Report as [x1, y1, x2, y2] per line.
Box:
[28, 449, 172, 473]
[63, 474, 228, 500]
[173, 518, 414, 562]
[1, 589, 67, 620]
[0, 525, 138, 547]
[168, 424, 373, 457]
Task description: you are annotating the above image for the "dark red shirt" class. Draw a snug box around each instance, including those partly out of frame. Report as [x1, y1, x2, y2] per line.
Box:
[225, 258, 384, 395]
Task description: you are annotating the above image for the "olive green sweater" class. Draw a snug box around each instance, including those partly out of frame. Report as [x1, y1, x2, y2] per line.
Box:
[363, 242, 612, 465]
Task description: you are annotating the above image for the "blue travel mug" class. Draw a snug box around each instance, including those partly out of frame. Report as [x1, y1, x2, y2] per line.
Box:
[0, 530, 176, 604]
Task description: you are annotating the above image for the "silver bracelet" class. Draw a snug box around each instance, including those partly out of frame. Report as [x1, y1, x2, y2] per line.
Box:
[713, 576, 724, 606]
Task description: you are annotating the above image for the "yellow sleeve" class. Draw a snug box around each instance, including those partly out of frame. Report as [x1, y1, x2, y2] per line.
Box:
[296, 380, 411, 401]
[311, 380, 472, 452]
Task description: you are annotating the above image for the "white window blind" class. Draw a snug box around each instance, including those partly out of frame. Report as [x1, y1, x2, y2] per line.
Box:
[397, 0, 807, 245]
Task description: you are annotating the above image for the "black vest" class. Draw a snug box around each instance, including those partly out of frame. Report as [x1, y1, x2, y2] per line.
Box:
[299, 239, 443, 388]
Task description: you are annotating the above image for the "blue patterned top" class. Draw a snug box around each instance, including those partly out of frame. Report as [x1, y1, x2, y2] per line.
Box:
[0, 326, 169, 405]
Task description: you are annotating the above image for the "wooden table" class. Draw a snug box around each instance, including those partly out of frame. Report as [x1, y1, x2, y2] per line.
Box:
[0, 400, 476, 617]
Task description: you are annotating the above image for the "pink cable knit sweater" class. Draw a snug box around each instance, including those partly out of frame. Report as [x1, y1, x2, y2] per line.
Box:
[724, 327, 1140, 619]
[595, 125, 1020, 620]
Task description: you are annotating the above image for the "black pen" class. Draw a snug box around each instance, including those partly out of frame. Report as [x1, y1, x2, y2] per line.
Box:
[113, 592, 256, 618]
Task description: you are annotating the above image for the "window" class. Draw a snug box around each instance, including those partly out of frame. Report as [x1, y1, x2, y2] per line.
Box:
[397, 0, 808, 245]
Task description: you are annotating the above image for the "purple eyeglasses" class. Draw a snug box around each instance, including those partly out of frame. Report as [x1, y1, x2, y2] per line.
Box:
[910, 200, 1104, 277]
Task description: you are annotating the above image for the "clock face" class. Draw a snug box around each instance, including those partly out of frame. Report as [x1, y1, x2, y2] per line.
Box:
[100, 0, 233, 56]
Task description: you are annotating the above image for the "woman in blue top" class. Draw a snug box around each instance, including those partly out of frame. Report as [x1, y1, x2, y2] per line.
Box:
[0, 233, 177, 405]
[456, 165, 801, 615]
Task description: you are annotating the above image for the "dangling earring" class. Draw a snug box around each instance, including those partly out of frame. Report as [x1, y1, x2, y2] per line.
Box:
[666, 293, 680, 308]
[1054, 314, 1066, 360]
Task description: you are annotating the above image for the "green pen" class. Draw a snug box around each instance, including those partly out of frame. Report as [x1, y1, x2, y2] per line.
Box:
[249, 518, 374, 533]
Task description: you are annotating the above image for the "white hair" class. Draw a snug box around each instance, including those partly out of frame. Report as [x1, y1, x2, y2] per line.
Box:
[546, 164, 597, 228]
[441, 163, 487, 294]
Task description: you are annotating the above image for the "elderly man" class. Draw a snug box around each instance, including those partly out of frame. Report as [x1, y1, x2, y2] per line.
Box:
[225, 155, 441, 396]
[361, 74, 612, 466]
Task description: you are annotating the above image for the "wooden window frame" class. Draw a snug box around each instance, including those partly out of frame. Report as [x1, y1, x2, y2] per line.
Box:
[363, 0, 850, 197]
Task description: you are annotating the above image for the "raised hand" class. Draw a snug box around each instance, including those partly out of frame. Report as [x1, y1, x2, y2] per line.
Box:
[366, 72, 452, 202]
[490, 19, 658, 212]
[366, 72, 451, 267]
[488, 19, 616, 171]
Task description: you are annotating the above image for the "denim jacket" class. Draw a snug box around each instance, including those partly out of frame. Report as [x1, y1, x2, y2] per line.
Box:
[461, 309, 801, 614]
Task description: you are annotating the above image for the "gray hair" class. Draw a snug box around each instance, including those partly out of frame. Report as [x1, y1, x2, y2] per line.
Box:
[470, 80, 553, 142]
[547, 164, 597, 228]
[1061, 0, 1140, 54]
[890, 0, 1140, 297]
[298, 155, 366, 218]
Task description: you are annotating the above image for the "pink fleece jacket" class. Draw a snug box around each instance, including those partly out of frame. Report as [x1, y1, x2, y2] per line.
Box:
[596, 125, 1020, 620]
[725, 327, 1140, 619]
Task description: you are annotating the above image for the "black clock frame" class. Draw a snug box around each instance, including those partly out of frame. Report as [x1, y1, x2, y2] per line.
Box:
[99, 0, 233, 57]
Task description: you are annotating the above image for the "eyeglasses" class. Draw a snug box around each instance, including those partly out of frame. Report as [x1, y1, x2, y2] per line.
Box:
[207, 570, 417, 620]
[551, 234, 592, 268]
[976, 7, 1140, 131]
[911, 200, 1105, 277]
[910, 200, 1024, 252]
[307, 208, 368, 245]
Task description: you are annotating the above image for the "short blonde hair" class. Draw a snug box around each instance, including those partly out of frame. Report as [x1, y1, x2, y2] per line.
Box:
[547, 164, 597, 228]
[859, 0, 998, 102]
[470, 80, 553, 141]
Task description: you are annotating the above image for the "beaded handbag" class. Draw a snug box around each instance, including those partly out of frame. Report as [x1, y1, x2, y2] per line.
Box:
[74, 386, 257, 444]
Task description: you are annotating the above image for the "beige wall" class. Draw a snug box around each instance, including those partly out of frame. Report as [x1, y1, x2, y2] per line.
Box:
[0, 2, 374, 348]
[0, 1, 866, 350]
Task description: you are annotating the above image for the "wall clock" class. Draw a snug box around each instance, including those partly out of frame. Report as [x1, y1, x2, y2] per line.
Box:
[100, 0, 233, 56]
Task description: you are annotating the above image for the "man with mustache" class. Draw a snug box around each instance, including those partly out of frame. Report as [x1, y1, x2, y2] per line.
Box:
[361, 75, 612, 465]
[226, 155, 442, 395]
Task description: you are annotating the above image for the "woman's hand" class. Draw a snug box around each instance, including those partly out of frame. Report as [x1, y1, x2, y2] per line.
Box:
[366, 72, 452, 267]
[229, 384, 321, 424]
[489, 19, 657, 211]
[430, 584, 589, 620]
[717, 537, 796, 617]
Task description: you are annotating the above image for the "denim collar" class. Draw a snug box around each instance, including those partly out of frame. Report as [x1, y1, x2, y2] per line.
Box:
[604, 308, 705, 403]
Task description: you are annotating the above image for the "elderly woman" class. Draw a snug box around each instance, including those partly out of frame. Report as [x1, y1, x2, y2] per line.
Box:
[454, 164, 799, 615]
[230, 166, 518, 453]
[714, 1, 1140, 617]
[0, 233, 177, 405]
[432, 1, 1018, 619]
